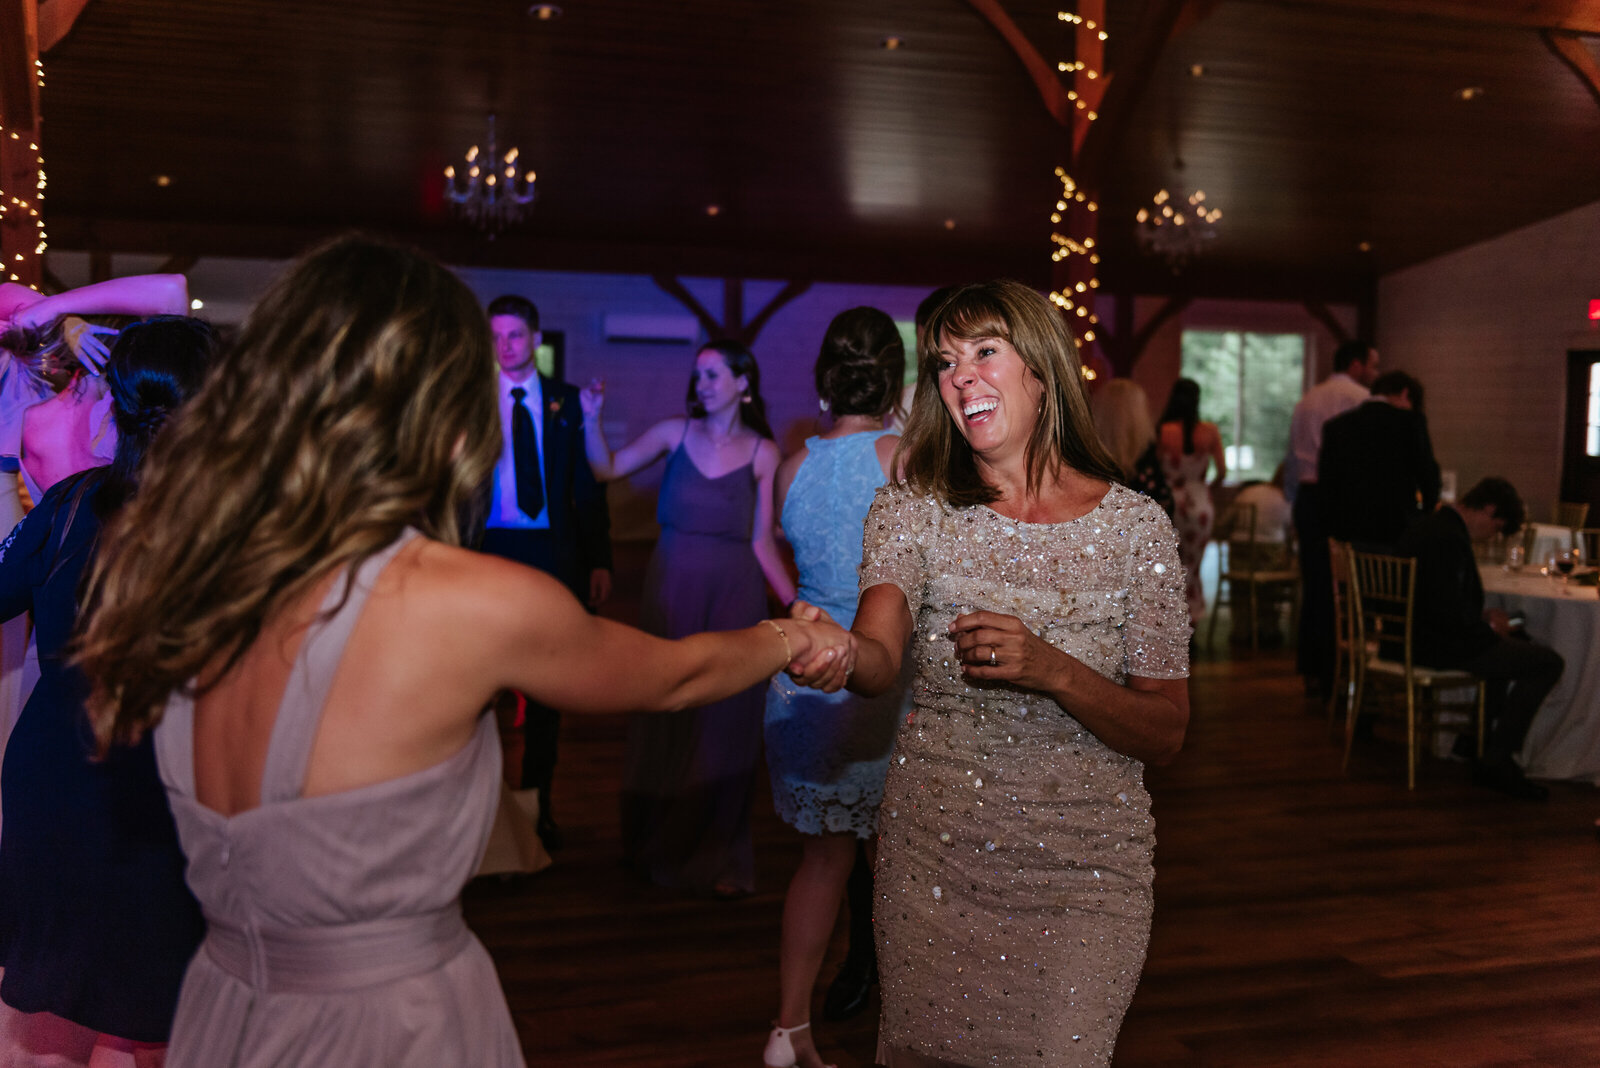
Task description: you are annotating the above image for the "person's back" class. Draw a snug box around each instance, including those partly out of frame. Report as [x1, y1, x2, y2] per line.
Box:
[1318, 377, 1439, 548]
[19, 379, 113, 498]
[784, 430, 893, 625]
[158, 532, 522, 1068]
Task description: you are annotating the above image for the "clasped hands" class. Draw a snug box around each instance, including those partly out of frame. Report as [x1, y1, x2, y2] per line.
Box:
[782, 603, 1060, 694]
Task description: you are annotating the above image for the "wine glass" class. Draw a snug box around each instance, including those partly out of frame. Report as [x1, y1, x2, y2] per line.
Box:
[1555, 548, 1578, 588]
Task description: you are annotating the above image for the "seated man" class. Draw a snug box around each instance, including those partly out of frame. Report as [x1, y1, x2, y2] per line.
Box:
[1394, 477, 1562, 800]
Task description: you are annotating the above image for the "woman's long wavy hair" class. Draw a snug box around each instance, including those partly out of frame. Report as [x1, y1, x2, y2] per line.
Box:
[897, 279, 1121, 507]
[76, 236, 501, 749]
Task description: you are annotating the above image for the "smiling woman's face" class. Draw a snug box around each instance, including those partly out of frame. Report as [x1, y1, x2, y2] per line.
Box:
[935, 332, 1043, 461]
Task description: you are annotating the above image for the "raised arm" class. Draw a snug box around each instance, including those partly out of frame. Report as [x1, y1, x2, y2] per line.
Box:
[751, 438, 796, 606]
[5, 275, 189, 333]
[579, 380, 683, 481]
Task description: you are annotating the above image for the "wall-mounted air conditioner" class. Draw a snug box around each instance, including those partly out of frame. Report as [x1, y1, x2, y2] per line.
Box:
[602, 314, 700, 344]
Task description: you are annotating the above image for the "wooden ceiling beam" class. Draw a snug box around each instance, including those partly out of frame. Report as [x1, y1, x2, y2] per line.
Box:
[0, 0, 38, 131]
[1545, 30, 1600, 108]
[1243, 0, 1600, 34]
[1074, 0, 1200, 186]
[961, 0, 1072, 126]
[37, 0, 92, 52]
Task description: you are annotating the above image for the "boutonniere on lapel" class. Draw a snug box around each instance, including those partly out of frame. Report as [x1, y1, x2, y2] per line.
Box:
[548, 397, 563, 414]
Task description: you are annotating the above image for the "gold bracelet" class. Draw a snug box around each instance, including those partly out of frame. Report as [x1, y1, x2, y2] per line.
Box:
[760, 618, 792, 671]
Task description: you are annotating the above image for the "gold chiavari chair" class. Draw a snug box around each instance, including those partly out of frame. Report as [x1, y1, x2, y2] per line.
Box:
[1346, 550, 1486, 789]
[1327, 539, 1354, 732]
[1207, 503, 1299, 652]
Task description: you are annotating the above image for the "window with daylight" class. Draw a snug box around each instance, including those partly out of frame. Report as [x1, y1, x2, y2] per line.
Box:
[1587, 362, 1600, 457]
[1178, 330, 1306, 483]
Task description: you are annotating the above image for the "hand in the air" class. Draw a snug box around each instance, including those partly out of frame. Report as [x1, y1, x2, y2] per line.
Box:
[784, 601, 857, 693]
[579, 378, 605, 419]
[949, 610, 1063, 691]
[61, 318, 118, 375]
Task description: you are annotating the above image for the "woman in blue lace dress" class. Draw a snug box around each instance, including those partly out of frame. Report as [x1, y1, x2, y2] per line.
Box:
[761, 308, 906, 1068]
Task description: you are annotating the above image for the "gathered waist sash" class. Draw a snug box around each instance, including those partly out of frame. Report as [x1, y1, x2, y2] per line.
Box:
[202, 905, 472, 994]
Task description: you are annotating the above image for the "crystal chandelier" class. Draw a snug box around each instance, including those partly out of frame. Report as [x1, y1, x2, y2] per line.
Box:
[1135, 188, 1221, 271]
[443, 115, 536, 238]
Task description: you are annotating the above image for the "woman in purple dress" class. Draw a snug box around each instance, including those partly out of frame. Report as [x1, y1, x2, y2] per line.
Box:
[583, 341, 795, 896]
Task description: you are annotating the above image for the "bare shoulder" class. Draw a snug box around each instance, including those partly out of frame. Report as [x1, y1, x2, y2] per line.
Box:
[381, 538, 569, 635]
[777, 442, 809, 484]
[753, 436, 783, 474]
[875, 433, 901, 478]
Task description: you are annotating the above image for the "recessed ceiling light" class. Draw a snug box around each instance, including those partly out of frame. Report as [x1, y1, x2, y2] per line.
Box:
[190, 298, 204, 310]
[705, 204, 721, 217]
[154, 174, 172, 187]
[881, 35, 906, 50]
[1455, 86, 1484, 101]
[943, 218, 956, 230]
[1357, 241, 1372, 252]
[1188, 64, 1205, 77]
[528, 4, 563, 20]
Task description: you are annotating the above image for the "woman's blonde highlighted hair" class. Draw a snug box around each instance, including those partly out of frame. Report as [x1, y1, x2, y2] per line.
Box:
[1090, 377, 1158, 479]
[76, 235, 501, 748]
[897, 279, 1120, 506]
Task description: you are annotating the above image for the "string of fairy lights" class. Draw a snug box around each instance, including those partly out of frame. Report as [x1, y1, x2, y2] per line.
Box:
[0, 58, 48, 288]
[1047, 12, 1104, 376]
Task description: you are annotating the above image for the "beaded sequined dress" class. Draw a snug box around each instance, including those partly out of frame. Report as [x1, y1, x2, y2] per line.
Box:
[859, 481, 1189, 1067]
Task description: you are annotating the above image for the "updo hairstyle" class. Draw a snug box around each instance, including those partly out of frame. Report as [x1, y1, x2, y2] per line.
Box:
[815, 306, 905, 418]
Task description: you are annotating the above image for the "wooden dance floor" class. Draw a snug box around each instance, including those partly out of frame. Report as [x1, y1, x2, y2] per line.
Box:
[465, 549, 1600, 1067]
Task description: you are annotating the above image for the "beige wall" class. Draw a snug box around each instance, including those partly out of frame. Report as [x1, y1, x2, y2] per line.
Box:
[1377, 198, 1600, 521]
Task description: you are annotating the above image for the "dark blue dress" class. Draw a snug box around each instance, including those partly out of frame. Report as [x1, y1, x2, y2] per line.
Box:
[620, 441, 767, 894]
[0, 471, 203, 1042]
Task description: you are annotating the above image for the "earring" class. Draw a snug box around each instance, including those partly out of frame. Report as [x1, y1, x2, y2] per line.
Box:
[742, 392, 752, 404]
[819, 398, 831, 412]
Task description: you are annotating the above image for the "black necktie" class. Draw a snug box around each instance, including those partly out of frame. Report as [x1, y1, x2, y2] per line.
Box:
[510, 386, 545, 519]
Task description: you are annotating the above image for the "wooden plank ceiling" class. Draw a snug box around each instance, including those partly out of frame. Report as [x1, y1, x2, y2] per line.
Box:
[32, 0, 1600, 297]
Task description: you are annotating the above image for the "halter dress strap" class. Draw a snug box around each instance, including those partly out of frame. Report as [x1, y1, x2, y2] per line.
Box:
[257, 530, 420, 806]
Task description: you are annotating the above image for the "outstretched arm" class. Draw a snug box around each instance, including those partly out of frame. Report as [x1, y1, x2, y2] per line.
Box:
[476, 557, 848, 713]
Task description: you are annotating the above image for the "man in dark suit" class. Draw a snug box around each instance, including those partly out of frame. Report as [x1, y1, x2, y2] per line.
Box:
[1318, 370, 1441, 549]
[1394, 478, 1561, 800]
[480, 294, 612, 848]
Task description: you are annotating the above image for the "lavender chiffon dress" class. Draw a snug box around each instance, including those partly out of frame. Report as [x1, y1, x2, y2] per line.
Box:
[153, 532, 524, 1067]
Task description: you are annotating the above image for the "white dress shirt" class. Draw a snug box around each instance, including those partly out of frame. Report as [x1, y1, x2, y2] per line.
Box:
[1284, 372, 1369, 504]
[488, 369, 551, 530]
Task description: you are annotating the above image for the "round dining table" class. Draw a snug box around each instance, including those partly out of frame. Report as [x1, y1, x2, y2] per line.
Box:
[1480, 565, 1600, 784]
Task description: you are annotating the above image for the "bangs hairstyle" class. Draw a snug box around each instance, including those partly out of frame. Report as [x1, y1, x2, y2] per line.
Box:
[897, 279, 1120, 507]
[75, 235, 502, 749]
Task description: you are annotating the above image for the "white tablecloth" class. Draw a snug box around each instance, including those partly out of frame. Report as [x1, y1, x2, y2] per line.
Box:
[1524, 523, 1574, 568]
[1481, 566, 1600, 783]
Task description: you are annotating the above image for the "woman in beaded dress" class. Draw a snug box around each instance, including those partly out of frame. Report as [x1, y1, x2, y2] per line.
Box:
[762, 307, 907, 1068]
[582, 342, 796, 897]
[788, 280, 1191, 1067]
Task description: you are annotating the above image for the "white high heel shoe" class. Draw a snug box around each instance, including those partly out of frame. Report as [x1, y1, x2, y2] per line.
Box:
[762, 1021, 837, 1068]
